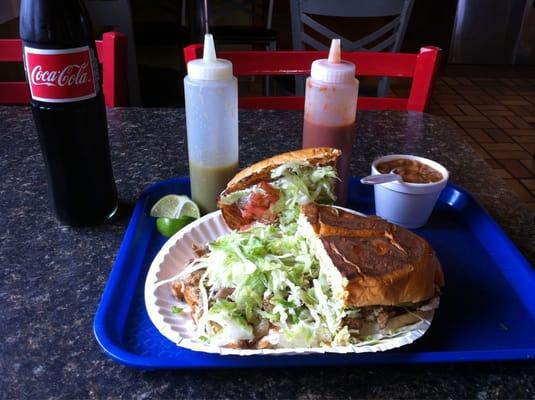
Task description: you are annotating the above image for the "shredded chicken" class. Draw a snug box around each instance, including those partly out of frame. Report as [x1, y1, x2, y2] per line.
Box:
[342, 305, 408, 334]
[172, 269, 204, 310]
[192, 244, 209, 258]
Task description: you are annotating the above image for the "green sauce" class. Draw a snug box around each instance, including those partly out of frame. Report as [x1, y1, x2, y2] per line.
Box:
[189, 161, 238, 214]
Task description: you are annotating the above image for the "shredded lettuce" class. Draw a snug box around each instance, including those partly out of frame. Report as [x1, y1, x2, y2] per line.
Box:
[190, 217, 350, 347]
[217, 162, 338, 221]
[271, 161, 338, 206]
[203, 300, 254, 346]
[182, 160, 349, 348]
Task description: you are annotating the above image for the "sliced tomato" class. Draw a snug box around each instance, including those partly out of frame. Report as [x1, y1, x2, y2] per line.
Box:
[241, 181, 280, 223]
[258, 181, 280, 201]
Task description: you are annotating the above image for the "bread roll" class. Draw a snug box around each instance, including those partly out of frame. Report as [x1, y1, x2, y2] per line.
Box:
[300, 203, 444, 307]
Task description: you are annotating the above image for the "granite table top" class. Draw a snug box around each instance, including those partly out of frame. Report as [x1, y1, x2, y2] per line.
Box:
[1, 106, 534, 399]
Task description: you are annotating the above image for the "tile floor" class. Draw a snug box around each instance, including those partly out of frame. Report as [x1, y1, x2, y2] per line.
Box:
[410, 74, 535, 212]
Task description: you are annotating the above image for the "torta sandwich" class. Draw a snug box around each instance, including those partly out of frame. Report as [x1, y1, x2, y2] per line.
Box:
[170, 149, 444, 349]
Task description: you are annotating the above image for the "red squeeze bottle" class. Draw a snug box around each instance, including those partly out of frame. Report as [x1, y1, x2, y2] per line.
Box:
[302, 39, 359, 206]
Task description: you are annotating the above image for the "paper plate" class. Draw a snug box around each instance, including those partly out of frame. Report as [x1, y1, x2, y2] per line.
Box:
[144, 210, 436, 356]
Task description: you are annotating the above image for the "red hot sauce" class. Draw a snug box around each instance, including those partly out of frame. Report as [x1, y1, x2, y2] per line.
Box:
[301, 39, 358, 206]
[303, 120, 354, 204]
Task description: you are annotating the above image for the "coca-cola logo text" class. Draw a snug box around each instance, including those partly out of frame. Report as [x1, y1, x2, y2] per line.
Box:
[30, 63, 91, 88]
[24, 46, 97, 102]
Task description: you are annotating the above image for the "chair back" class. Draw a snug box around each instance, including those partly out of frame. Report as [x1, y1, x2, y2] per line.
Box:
[183, 45, 441, 112]
[84, 0, 141, 105]
[0, 31, 128, 106]
[290, 0, 414, 52]
[187, 0, 275, 49]
[202, 0, 273, 29]
[290, 0, 414, 96]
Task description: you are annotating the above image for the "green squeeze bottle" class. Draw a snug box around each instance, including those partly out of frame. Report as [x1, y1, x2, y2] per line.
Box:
[184, 34, 239, 214]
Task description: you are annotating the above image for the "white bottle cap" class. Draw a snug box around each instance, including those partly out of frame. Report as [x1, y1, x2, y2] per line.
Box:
[310, 39, 355, 83]
[187, 34, 233, 80]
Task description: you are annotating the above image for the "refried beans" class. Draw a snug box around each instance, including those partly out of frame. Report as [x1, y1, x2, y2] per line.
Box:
[376, 159, 443, 183]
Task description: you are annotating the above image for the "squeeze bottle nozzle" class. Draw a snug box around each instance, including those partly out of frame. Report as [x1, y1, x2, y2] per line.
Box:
[203, 33, 216, 62]
[327, 38, 341, 64]
[310, 38, 355, 83]
[187, 33, 232, 80]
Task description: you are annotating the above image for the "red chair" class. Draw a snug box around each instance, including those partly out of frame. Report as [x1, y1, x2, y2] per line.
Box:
[0, 31, 128, 107]
[183, 45, 441, 112]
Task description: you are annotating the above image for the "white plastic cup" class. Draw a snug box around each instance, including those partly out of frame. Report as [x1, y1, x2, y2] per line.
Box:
[371, 154, 449, 229]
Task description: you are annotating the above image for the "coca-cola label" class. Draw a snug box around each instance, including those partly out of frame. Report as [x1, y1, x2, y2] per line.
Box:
[24, 46, 98, 103]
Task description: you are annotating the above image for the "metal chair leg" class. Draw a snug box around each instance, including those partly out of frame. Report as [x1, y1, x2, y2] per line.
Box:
[264, 39, 277, 96]
[377, 77, 391, 97]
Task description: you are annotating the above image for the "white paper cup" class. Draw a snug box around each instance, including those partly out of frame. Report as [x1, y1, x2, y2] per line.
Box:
[371, 154, 449, 229]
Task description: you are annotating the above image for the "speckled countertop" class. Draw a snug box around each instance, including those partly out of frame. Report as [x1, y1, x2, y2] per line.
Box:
[1, 107, 534, 399]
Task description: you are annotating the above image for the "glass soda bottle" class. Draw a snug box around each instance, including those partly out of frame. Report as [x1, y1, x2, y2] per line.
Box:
[20, 0, 118, 226]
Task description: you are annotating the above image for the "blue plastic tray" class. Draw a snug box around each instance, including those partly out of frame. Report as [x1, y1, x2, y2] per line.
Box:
[94, 177, 535, 369]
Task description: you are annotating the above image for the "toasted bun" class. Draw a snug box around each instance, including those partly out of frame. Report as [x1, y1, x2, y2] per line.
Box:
[217, 148, 340, 230]
[301, 203, 444, 307]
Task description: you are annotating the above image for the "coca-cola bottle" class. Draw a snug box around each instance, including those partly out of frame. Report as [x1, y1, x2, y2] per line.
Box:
[20, 0, 118, 226]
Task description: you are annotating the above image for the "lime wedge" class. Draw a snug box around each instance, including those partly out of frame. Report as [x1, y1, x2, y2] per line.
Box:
[150, 195, 201, 237]
[150, 194, 201, 219]
[156, 216, 197, 237]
